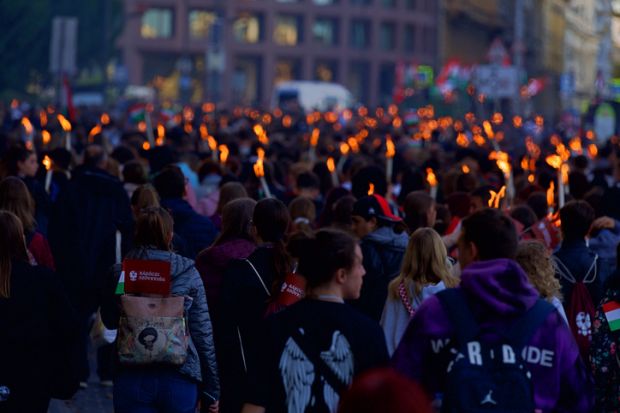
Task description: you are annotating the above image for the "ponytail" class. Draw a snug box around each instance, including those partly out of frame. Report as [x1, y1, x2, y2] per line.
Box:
[134, 207, 174, 251]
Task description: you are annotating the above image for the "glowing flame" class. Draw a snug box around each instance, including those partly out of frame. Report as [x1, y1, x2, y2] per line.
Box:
[40, 110, 47, 127]
[57, 114, 71, 132]
[547, 181, 555, 208]
[42, 130, 51, 145]
[184, 123, 193, 134]
[88, 124, 102, 141]
[207, 136, 218, 152]
[262, 113, 272, 125]
[513, 116, 522, 128]
[490, 151, 511, 176]
[492, 112, 503, 125]
[100, 113, 110, 125]
[521, 156, 530, 171]
[569, 137, 582, 154]
[426, 168, 438, 188]
[257, 147, 265, 160]
[386, 136, 396, 158]
[545, 154, 562, 170]
[483, 121, 494, 139]
[556, 143, 570, 162]
[347, 137, 360, 153]
[561, 163, 569, 185]
[202, 102, 215, 113]
[528, 174, 535, 183]
[473, 134, 486, 146]
[42, 155, 52, 171]
[253, 124, 269, 145]
[586, 130, 595, 140]
[327, 157, 336, 173]
[462, 165, 470, 174]
[587, 144, 598, 158]
[311, 128, 320, 147]
[21, 117, 34, 135]
[156, 124, 165, 146]
[138, 121, 147, 132]
[253, 158, 265, 178]
[392, 117, 402, 128]
[142, 141, 151, 151]
[283, 115, 292, 128]
[340, 142, 350, 156]
[219, 144, 229, 163]
[200, 124, 209, 141]
[367, 183, 375, 195]
[456, 132, 469, 147]
[535, 115, 544, 127]
[488, 186, 506, 209]
[525, 137, 541, 159]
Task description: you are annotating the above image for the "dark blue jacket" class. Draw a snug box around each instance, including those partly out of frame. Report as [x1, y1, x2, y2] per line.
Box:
[554, 239, 603, 309]
[161, 198, 218, 259]
[48, 165, 133, 312]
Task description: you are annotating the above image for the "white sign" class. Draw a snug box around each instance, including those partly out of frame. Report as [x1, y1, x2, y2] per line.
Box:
[49, 17, 78, 75]
[473, 65, 519, 99]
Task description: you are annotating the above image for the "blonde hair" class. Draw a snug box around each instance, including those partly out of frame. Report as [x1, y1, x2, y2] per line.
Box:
[389, 227, 457, 299]
[515, 240, 562, 301]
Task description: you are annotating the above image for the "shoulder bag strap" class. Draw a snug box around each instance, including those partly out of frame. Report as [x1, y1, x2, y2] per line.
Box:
[398, 280, 415, 318]
[245, 258, 271, 297]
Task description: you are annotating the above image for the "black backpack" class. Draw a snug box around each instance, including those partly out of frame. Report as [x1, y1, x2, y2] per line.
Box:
[437, 289, 554, 413]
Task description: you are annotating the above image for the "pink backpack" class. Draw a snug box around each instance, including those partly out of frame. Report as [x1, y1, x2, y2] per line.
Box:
[553, 255, 598, 360]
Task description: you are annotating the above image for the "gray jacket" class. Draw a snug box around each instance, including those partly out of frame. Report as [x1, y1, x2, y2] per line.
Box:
[101, 247, 220, 402]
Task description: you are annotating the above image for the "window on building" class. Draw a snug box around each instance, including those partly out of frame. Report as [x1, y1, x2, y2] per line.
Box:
[314, 60, 338, 82]
[189, 10, 217, 39]
[404, 24, 416, 52]
[141, 8, 173, 39]
[347, 61, 370, 104]
[274, 15, 302, 46]
[233, 56, 262, 105]
[275, 58, 302, 85]
[233, 14, 262, 44]
[421, 26, 434, 54]
[379, 63, 395, 106]
[313, 18, 338, 46]
[350, 20, 371, 49]
[379, 22, 396, 51]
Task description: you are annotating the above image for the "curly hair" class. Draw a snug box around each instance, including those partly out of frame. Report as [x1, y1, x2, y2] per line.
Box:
[515, 240, 562, 301]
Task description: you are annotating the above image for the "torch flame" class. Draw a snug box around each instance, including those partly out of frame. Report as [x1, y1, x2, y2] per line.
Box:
[556, 143, 570, 162]
[569, 137, 582, 154]
[42, 155, 52, 171]
[100, 113, 110, 125]
[513, 116, 523, 128]
[340, 142, 350, 156]
[283, 115, 293, 128]
[490, 151, 511, 176]
[368, 183, 375, 195]
[57, 114, 71, 132]
[40, 110, 48, 127]
[207, 136, 218, 152]
[488, 186, 506, 209]
[42, 130, 51, 145]
[253, 124, 270, 145]
[587, 144, 598, 158]
[253, 158, 265, 178]
[483, 121, 494, 139]
[200, 124, 209, 141]
[545, 154, 562, 170]
[347, 137, 360, 153]
[88, 124, 102, 142]
[386, 136, 395, 158]
[311, 128, 320, 147]
[462, 165, 470, 174]
[473, 134, 486, 146]
[456, 133, 469, 147]
[257, 147, 265, 161]
[547, 181, 555, 209]
[142, 141, 151, 151]
[561, 163, 569, 185]
[219, 144, 229, 164]
[156, 124, 165, 146]
[21, 117, 34, 135]
[426, 168, 438, 188]
[327, 157, 336, 173]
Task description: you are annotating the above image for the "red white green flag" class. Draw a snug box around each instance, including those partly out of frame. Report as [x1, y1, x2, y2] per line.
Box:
[603, 301, 620, 332]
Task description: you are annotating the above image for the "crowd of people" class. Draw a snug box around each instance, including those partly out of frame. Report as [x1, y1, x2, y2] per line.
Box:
[2, 100, 620, 412]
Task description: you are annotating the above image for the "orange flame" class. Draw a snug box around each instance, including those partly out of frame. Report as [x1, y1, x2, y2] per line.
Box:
[426, 168, 438, 187]
[42, 155, 52, 171]
[586, 130, 595, 140]
[340, 142, 350, 156]
[488, 186, 506, 208]
[386, 136, 396, 158]
[347, 137, 360, 153]
[556, 143, 570, 162]
[513, 116, 523, 128]
[483, 121, 494, 139]
[547, 181, 555, 208]
[200, 124, 209, 141]
[57, 114, 71, 132]
[202, 102, 215, 113]
[283, 115, 292, 128]
[367, 183, 375, 195]
[253, 158, 265, 178]
[184, 123, 193, 134]
[207, 136, 218, 152]
[587, 144, 598, 158]
[40, 110, 48, 127]
[528, 174, 535, 183]
[521, 156, 530, 171]
[218, 144, 229, 164]
[492, 112, 503, 125]
[21, 117, 34, 135]
[88, 124, 102, 141]
[42, 130, 51, 145]
[456, 132, 469, 147]
[253, 124, 269, 145]
[311, 128, 320, 147]
[545, 154, 562, 170]
[100, 113, 110, 125]
[569, 137, 582, 154]
[138, 121, 147, 133]
[142, 141, 151, 151]
[257, 147, 265, 161]
[157, 124, 165, 145]
[490, 151, 511, 176]
[462, 165, 470, 174]
[473, 134, 486, 146]
[561, 163, 569, 185]
[327, 157, 336, 173]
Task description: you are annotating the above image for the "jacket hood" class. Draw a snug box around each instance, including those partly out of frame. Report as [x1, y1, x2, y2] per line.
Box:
[126, 247, 195, 279]
[460, 258, 539, 316]
[365, 226, 409, 251]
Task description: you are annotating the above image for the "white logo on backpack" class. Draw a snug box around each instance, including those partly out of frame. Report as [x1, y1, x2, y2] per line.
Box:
[575, 312, 591, 336]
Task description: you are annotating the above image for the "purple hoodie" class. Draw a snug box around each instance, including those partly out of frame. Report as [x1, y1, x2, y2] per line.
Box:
[392, 258, 594, 413]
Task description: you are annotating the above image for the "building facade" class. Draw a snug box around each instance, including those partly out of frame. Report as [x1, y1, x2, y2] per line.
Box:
[117, 0, 439, 107]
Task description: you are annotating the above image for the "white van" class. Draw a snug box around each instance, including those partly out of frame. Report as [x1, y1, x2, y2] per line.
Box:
[271, 81, 354, 113]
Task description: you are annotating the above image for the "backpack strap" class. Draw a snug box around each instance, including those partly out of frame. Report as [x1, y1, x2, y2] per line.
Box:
[504, 299, 556, 349]
[398, 280, 415, 318]
[552, 256, 577, 283]
[436, 289, 479, 346]
[583, 254, 598, 284]
[245, 259, 271, 297]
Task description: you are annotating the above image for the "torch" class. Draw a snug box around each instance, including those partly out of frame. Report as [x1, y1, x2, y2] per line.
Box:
[21, 117, 34, 149]
[309, 128, 320, 163]
[253, 157, 272, 199]
[490, 151, 514, 206]
[545, 154, 565, 209]
[547, 181, 555, 214]
[219, 144, 229, 165]
[385, 136, 396, 183]
[57, 114, 72, 151]
[42, 155, 53, 194]
[156, 124, 165, 146]
[327, 157, 339, 187]
[338, 142, 350, 174]
[88, 124, 102, 144]
[426, 168, 438, 200]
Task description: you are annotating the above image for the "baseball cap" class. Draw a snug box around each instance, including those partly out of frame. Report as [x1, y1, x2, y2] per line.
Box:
[352, 194, 402, 223]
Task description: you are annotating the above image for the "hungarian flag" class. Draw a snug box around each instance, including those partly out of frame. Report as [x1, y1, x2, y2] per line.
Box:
[603, 301, 620, 331]
[127, 103, 146, 124]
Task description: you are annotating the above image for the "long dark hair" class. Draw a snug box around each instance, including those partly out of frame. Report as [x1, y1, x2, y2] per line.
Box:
[212, 197, 256, 247]
[253, 198, 292, 296]
[0, 211, 30, 298]
[1, 145, 33, 178]
[0, 177, 36, 233]
[134, 207, 174, 251]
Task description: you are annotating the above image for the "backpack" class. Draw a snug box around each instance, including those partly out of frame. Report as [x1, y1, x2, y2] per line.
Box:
[552, 255, 598, 360]
[437, 289, 554, 413]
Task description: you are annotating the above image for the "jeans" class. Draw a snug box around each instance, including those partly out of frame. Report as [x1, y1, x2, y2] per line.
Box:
[113, 369, 198, 413]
